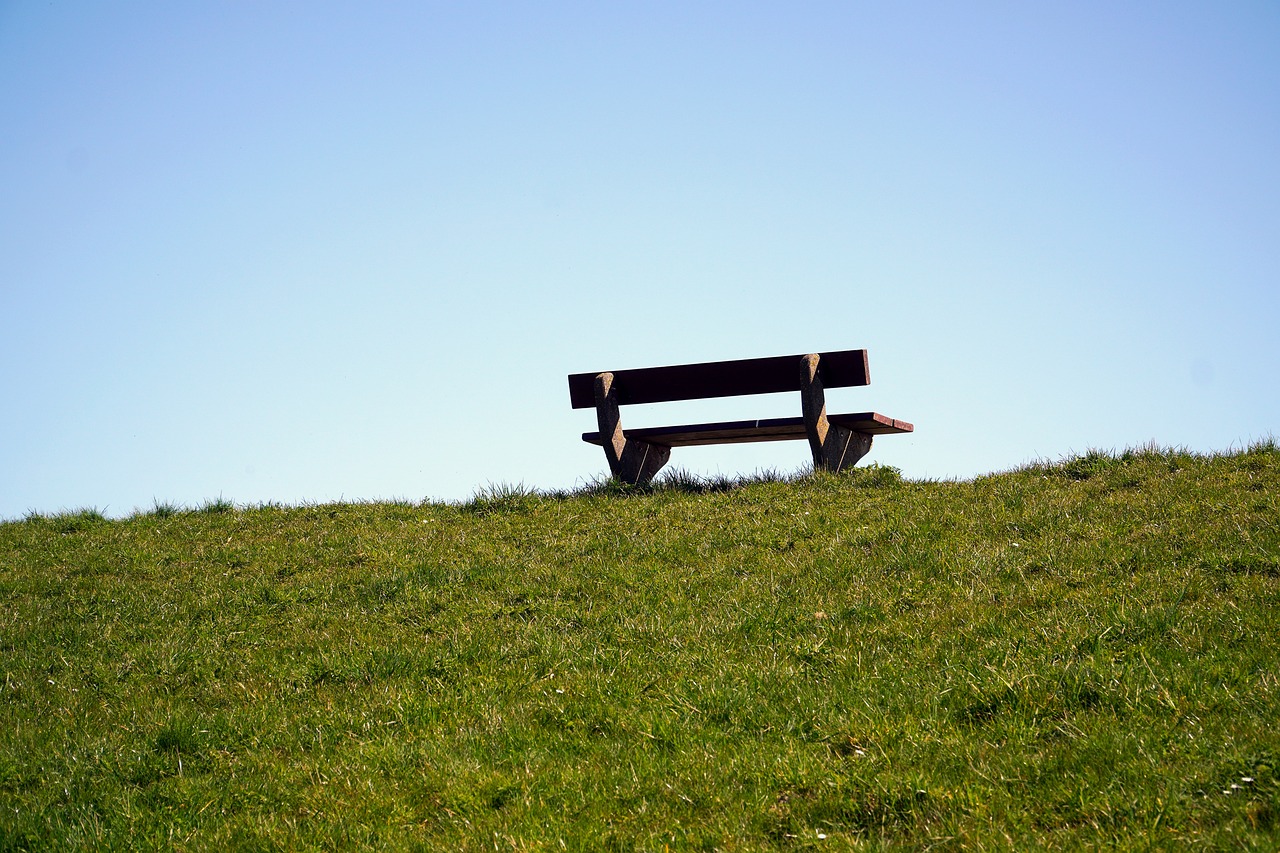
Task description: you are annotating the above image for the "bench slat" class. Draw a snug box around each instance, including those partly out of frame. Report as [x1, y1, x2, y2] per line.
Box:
[582, 412, 912, 448]
[567, 349, 869, 409]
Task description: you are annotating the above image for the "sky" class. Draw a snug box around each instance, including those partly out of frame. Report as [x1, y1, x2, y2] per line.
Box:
[2, 2, 1278, 519]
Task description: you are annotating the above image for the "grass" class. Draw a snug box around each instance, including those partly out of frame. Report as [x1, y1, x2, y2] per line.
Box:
[1, 443, 1278, 850]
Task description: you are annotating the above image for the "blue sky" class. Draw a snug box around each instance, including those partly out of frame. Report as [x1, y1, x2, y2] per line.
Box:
[2, 2, 1278, 518]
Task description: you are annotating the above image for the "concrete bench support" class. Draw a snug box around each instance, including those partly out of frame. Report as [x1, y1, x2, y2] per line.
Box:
[594, 372, 671, 485]
[800, 353, 874, 472]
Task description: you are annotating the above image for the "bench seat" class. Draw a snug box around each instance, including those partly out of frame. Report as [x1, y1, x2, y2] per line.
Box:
[583, 412, 913, 448]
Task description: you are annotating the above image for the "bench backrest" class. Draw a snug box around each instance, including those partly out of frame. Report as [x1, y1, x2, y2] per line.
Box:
[567, 349, 869, 409]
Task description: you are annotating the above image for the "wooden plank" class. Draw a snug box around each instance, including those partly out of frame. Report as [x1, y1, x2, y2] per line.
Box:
[582, 412, 911, 448]
[828, 412, 914, 434]
[605, 419, 809, 447]
[567, 349, 869, 409]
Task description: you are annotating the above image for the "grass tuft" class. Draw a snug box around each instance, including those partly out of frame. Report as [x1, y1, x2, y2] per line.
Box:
[654, 467, 739, 494]
[146, 499, 182, 518]
[198, 495, 236, 514]
[462, 481, 541, 515]
[44, 507, 107, 533]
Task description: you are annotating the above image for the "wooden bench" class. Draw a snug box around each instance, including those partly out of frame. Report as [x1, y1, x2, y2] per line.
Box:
[567, 349, 913, 484]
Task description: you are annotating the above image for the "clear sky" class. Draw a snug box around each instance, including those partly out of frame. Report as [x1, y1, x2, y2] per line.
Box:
[3, 2, 1278, 519]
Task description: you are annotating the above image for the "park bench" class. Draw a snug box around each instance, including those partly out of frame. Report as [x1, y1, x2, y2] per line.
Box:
[567, 349, 913, 485]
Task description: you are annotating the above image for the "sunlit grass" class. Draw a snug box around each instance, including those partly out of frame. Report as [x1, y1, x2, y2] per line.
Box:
[1, 443, 1277, 849]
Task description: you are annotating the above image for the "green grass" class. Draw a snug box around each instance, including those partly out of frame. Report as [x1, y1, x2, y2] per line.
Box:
[2, 443, 1279, 850]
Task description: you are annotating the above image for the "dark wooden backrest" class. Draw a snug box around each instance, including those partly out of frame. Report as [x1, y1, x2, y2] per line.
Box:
[567, 349, 869, 409]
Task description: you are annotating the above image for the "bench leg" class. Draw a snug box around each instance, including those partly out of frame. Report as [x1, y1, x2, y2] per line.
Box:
[800, 354, 875, 472]
[594, 372, 671, 485]
[817, 425, 874, 472]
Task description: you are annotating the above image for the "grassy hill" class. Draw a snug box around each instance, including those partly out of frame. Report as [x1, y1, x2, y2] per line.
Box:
[2, 444, 1278, 850]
